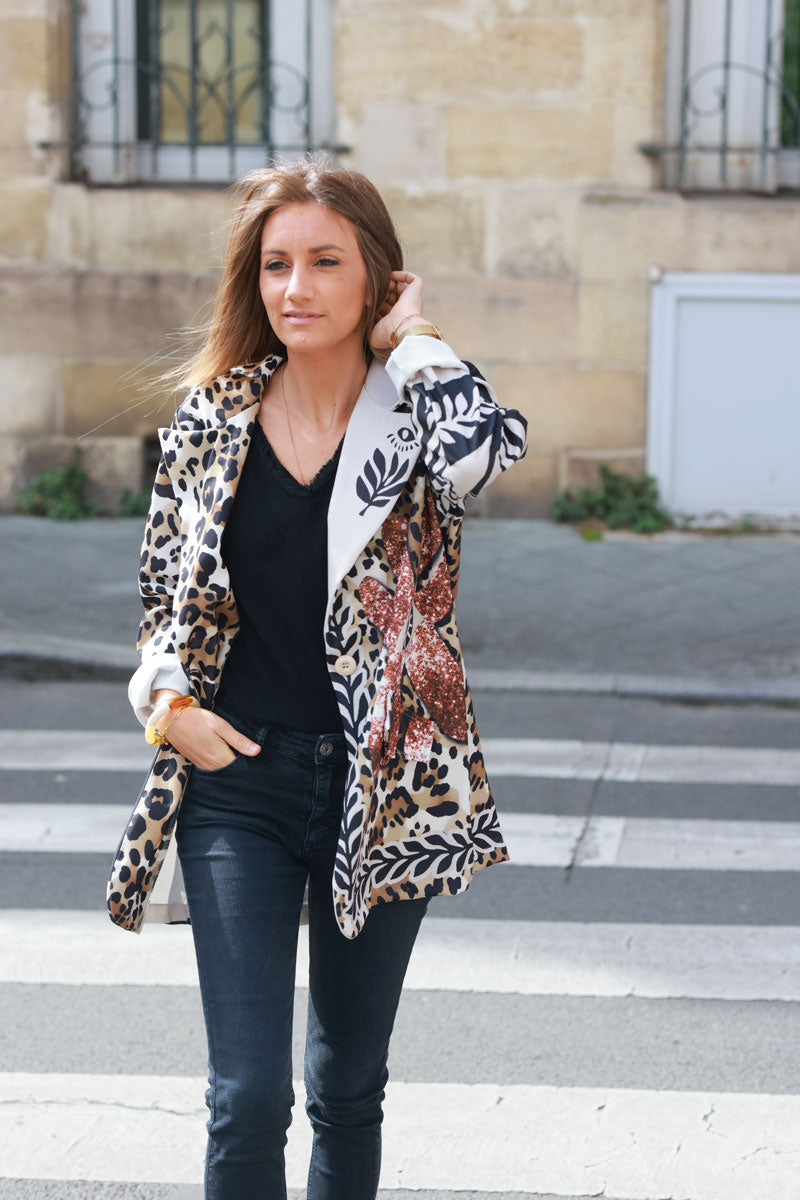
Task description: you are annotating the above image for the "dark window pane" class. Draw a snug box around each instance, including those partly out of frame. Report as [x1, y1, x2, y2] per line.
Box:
[136, 0, 265, 147]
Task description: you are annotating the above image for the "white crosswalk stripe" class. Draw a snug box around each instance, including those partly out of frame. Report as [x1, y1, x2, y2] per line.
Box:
[4, 802, 800, 873]
[2, 729, 800, 784]
[3, 909, 800, 1002]
[2, 1071, 799, 1196]
[2, 728, 799, 1198]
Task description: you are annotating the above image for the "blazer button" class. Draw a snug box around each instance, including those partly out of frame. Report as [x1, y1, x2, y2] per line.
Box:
[334, 654, 357, 676]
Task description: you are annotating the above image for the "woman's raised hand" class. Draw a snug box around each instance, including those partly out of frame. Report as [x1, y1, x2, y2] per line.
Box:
[370, 270, 425, 350]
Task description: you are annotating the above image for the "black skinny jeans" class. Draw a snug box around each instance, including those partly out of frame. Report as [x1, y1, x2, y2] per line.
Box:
[175, 700, 430, 1199]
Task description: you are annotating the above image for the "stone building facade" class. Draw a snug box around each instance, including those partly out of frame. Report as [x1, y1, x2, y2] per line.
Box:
[2, 0, 800, 516]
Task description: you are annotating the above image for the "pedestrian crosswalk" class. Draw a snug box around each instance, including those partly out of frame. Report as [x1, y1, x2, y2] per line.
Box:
[1, 718, 799, 1198]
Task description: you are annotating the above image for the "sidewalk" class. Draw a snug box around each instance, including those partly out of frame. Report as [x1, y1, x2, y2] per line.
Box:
[2, 514, 799, 703]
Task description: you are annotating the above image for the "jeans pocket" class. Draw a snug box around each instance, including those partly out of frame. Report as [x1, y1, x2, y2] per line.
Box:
[193, 749, 245, 775]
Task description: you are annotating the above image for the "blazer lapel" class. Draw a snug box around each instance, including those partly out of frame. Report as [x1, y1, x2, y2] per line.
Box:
[326, 359, 420, 608]
[157, 354, 281, 492]
[158, 355, 419, 621]
[158, 403, 262, 503]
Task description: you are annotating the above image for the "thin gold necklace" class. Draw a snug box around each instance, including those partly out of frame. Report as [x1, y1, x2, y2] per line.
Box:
[279, 368, 307, 486]
[279, 365, 364, 487]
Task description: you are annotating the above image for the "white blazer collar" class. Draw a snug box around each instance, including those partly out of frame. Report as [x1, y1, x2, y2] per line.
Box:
[160, 354, 421, 612]
[326, 358, 420, 608]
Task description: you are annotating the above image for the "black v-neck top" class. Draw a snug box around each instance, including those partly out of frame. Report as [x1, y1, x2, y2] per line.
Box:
[213, 420, 345, 733]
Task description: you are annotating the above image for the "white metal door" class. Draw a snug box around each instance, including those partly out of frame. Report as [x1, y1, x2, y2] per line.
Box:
[647, 272, 800, 522]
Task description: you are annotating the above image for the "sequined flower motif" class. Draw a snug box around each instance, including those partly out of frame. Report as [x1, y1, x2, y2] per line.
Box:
[359, 485, 468, 773]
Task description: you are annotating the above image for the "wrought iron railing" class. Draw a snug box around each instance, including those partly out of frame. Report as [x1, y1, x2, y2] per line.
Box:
[59, 0, 343, 185]
[641, 0, 800, 191]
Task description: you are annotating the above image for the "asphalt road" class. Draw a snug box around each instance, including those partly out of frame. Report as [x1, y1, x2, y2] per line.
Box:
[1, 678, 799, 1198]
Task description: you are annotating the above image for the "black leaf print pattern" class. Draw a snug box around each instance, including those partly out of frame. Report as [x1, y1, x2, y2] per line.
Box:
[355, 448, 410, 515]
[470, 805, 507, 853]
[403, 364, 528, 518]
[369, 828, 476, 886]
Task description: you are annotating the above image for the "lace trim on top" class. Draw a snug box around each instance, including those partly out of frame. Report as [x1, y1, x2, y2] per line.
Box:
[252, 419, 344, 497]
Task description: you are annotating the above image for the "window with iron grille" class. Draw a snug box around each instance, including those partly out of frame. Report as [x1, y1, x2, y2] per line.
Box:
[71, 0, 336, 185]
[643, 0, 800, 191]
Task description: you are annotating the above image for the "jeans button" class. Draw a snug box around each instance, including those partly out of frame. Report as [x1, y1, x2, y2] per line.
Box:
[319, 741, 333, 757]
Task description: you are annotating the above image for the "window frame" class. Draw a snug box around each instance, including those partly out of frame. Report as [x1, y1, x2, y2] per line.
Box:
[71, 0, 338, 186]
[645, 0, 799, 192]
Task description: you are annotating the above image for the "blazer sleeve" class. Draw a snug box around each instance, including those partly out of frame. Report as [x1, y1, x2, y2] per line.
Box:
[384, 334, 528, 518]
[127, 401, 198, 726]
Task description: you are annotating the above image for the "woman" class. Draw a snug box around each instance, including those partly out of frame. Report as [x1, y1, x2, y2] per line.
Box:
[107, 158, 528, 1198]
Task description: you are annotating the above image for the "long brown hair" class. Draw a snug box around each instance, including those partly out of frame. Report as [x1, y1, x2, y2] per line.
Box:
[179, 157, 403, 391]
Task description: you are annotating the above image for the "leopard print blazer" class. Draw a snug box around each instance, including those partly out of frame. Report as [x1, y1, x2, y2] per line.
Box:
[107, 334, 528, 939]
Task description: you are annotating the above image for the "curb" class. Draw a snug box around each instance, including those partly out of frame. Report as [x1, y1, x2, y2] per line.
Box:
[469, 668, 800, 706]
[0, 634, 135, 682]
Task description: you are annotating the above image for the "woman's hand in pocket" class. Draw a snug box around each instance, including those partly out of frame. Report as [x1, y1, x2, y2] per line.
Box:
[160, 707, 261, 771]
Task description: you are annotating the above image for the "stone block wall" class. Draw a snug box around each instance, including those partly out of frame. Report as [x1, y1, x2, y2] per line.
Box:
[334, 0, 667, 513]
[2, 0, 800, 515]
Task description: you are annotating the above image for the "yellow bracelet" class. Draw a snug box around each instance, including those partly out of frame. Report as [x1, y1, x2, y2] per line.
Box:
[145, 700, 173, 745]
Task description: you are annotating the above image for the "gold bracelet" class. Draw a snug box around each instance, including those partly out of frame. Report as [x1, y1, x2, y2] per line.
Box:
[392, 312, 426, 336]
[158, 697, 197, 739]
[145, 694, 199, 745]
[390, 321, 443, 350]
